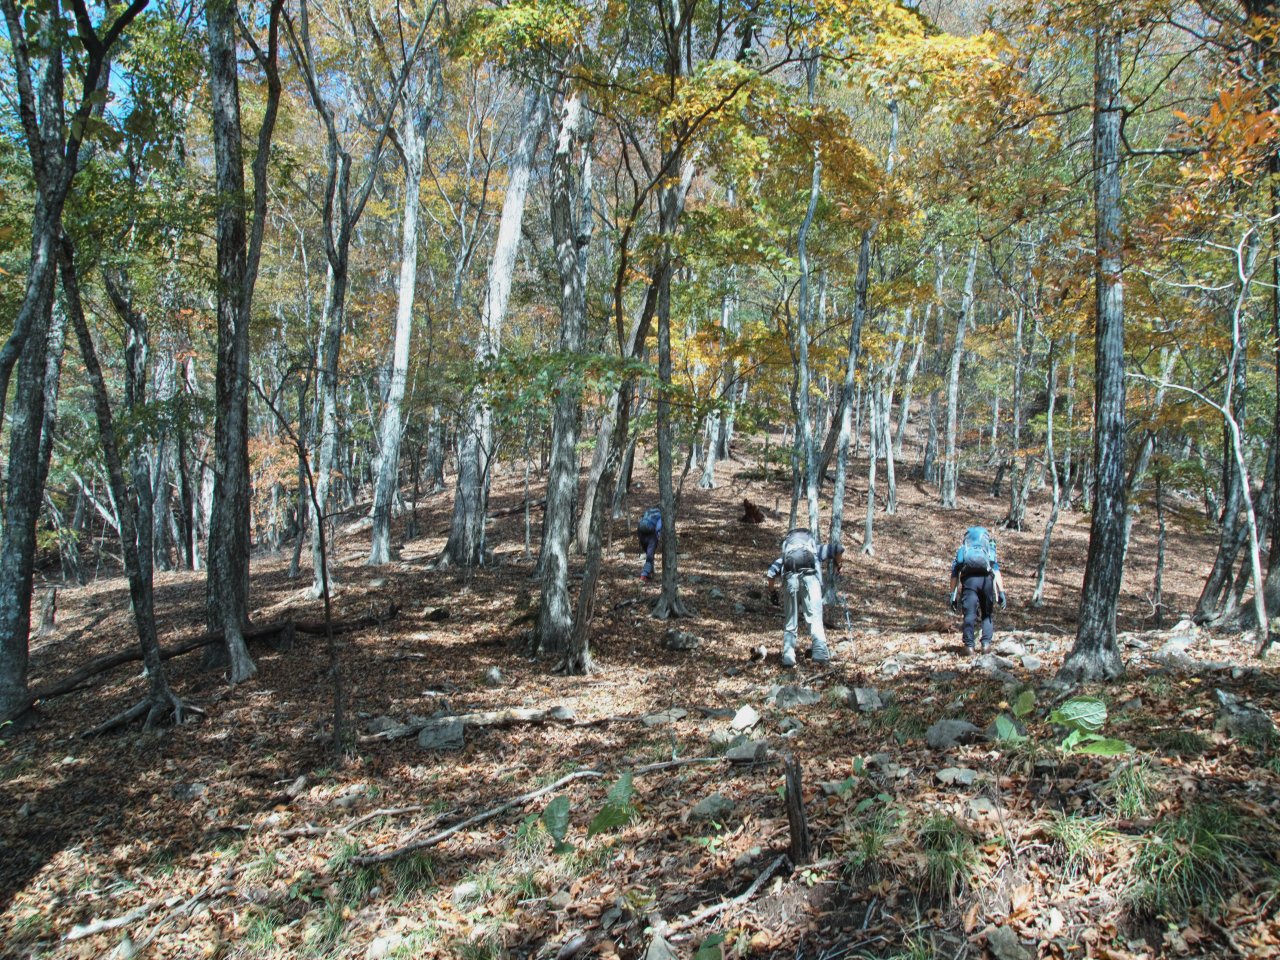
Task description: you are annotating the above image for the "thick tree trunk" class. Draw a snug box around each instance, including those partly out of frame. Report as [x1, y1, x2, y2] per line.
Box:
[941, 243, 978, 509]
[203, 0, 262, 682]
[536, 89, 591, 653]
[827, 229, 871, 570]
[442, 90, 545, 568]
[1060, 25, 1127, 683]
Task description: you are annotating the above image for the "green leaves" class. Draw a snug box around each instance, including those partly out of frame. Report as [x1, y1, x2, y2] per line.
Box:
[541, 795, 574, 854]
[1052, 697, 1132, 756]
[1013, 689, 1036, 718]
[1049, 696, 1107, 734]
[993, 714, 1025, 743]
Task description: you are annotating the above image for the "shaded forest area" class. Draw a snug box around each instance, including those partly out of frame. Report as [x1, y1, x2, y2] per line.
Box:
[3, 0, 1280, 956]
[2, 450, 1278, 960]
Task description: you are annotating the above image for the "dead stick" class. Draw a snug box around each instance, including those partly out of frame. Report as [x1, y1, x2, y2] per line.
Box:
[66, 899, 174, 941]
[354, 757, 723, 865]
[670, 854, 788, 933]
[352, 770, 605, 865]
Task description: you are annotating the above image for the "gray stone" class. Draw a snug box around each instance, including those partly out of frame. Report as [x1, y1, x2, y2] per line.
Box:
[451, 880, 484, 906]
[366, 935, 403, 960]
[645, 935, 679, 960]
[854, 688, 884, 712]
[969, 797, 998, 818]
[691, 792, 735, 821]
[366, 715, 401, 734]
[1020, 655, 1043, 672]
[774, 685, 821, 708]
[418, 717, 465, 751]
[731, 705, 760, 731]
[1215, 688, 1276, 741]
[641, 708, 689, 727]
[483, 666, 503, 688]
[708, 587, 726, 600]
[733, 602, 747, 615]
[985, 925, 1033, 960]
[709, 729, 744, 749]
[993, 639, 1026, 656]
[1122, 634, 1151, 651]
[171, 782, 208, 801]
[1118, 697, 1143, 714]
[548, 891, 572, 910]
[936, 766, 978, 786]
[925, 719, 982, 749]
[725, 740, 769, 763]
[778, 716, 805, 734]
[694, 706, 736, 720]
[878, 658, 902, 678]
[663, 628, 702, 651]
[975, 653, 1018, 671]
[931, 670, 960, 682]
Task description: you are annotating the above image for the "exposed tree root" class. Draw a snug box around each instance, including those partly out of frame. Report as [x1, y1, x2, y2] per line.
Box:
[3, 604, 398, 726]
[81, 692, 206, 737]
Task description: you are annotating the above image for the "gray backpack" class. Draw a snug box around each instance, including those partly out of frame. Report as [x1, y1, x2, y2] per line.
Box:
[781, 528, 819, 571]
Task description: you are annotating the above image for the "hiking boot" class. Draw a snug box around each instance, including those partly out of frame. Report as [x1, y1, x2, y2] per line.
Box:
[781, 648, 797, 668]
[980, 642, 991, 654]
[964, 644, 977, 657]
[810, 644, 831, 664]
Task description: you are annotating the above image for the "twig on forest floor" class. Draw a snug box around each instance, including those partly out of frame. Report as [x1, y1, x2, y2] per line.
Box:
[66, 899, 172, 940]
[353, 757, 722, 865]
[669, 854, 787, 934]
[1207, 917, 1249, 959]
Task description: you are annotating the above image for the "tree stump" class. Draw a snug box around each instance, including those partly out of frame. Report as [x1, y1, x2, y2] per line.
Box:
[740, 499, 765, 524]
[783, 753, 811, 865]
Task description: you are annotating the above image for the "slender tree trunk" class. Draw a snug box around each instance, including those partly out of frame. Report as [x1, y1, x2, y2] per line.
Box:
[1032, 342, 1060, 607]
[61, 242, 184, 725]
[370, 79, 433, 565]
[1060, 24, 1127, 683]
[941, 243, 978, 509]
[442, 90, 546, 568]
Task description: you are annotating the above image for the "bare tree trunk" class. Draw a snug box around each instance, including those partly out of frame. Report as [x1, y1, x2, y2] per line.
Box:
[203, 0, 282, 682]
[1032, 341, 1060, 607]
[1060, 24, 1127, 683]
[371, 65, 437, 565]
[941, 243, 978, 509]
[442, 89, 545, 568]
[536, 88, 592, 652]
[61, 242, 186, 726]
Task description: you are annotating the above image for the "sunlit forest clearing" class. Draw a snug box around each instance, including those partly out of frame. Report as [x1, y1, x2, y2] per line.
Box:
[2, 0, 1280, 957]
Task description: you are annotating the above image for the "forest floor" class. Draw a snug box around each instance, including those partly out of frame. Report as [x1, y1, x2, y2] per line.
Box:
[2, 443, 1280, 960]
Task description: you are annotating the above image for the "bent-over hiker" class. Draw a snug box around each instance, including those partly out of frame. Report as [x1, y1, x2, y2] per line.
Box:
[948, 525, 1007, 655]
[766, 528, 843, 667]
[636, 506, 662, 582]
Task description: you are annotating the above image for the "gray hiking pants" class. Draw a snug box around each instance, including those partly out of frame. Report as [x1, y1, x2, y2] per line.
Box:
[783, 570, 829, 660]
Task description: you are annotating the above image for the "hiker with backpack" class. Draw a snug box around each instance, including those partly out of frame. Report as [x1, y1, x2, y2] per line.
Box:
[766, 528, 844, 667]
[636, 506, 663, 582]
[949, 526, 1007, 655]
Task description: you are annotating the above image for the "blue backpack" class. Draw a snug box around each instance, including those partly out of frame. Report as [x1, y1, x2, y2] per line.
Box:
[638, 507, 663, 534]
[956, 526, 996, 574]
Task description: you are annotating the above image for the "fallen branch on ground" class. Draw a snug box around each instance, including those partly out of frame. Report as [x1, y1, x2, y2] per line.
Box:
[487, 497, 546, 520]
[6, 604, 399, 724]
[353, 756, 721, 866]
[669, 854, 788, 933]
[361, 705, 575, 742]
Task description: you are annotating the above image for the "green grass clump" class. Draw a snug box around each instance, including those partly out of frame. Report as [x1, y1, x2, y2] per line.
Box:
[1106, 760, 1159, 818]
[241, 907, 285, 955]
[1046, 812, 1112, 878]
[1130, 803, 1247, 917]
[918, 813, 976, 902]
[391, 852, 438, 902]
[841, 797, 902, 878]
[1151, 728, 1210, 758]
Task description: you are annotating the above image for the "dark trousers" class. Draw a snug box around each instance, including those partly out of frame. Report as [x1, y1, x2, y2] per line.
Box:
[638, 529, 658, 578]
[961, 573, 995, 649]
